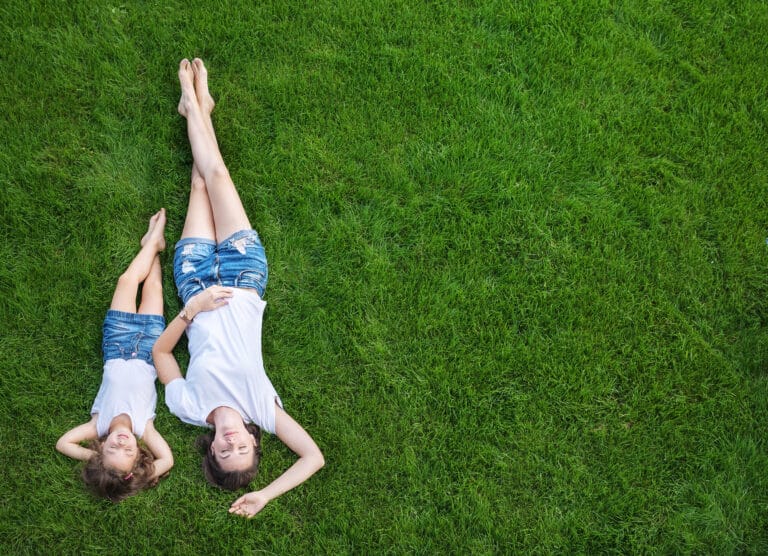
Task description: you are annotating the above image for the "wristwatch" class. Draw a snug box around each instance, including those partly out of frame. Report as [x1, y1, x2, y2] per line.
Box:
[179, 307, 194, 324]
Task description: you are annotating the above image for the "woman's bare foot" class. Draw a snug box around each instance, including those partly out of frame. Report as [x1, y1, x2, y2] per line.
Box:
[178, 59, 198, 118]
[192, 58, 215, 114]
[141, 208, 167, 251]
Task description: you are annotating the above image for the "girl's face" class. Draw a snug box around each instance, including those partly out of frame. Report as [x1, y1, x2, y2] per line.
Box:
[101, 430, 139, 472]
[211, 423, 257, 472]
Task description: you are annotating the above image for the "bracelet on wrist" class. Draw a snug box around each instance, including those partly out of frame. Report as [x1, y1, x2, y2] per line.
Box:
[179, 308, 194, 324]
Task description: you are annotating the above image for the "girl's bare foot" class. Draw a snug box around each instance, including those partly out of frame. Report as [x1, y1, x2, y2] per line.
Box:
[141, 208, 167, 251]
[178, 59, 198, 118]
[192, 58, 215, 114]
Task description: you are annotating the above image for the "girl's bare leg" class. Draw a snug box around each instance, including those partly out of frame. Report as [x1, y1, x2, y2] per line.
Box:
[178, 58, 251, 243]
[110, 209, 167, 313]
[137, 255, 163, 315]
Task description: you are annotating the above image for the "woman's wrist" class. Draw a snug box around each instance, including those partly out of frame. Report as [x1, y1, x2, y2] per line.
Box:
[179, 301, 197, 324]
[179, 287, 232, 324]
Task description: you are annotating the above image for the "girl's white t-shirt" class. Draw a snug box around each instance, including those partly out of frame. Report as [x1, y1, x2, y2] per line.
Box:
[90, 358, 157, 438]
[165, 289, 282, 434]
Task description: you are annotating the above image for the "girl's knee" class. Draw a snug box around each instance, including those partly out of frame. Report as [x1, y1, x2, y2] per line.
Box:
[116, 271, 140, 290]
[143, 273, 163, 292]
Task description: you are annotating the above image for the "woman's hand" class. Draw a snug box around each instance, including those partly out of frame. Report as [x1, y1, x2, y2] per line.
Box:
[229, 490, 270, 518]
[185, 285, 234, 319]
[227, 405, 325, 518]
[155, 287, 233, 383]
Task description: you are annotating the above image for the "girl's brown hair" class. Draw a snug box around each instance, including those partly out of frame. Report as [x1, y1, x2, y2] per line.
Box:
[82, 437, 156, 502]
[196, 423, 262, 491]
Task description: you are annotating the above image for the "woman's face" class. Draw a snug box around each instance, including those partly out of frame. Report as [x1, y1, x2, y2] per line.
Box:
[101, 430, 138, 472]
[211, 423, 257, 471]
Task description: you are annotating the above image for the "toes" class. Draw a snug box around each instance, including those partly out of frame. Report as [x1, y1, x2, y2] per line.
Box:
[178, 59, 194, 84]
[192, 58, 206, 76]
[156, 208, 167, 228]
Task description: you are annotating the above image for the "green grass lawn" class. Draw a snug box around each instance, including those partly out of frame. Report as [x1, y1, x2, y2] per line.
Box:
[1, 0, 767, 553]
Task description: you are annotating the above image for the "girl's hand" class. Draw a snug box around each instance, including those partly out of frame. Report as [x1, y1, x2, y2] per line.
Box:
[229, 491, 270, 518]
[185, 285, 234, 318]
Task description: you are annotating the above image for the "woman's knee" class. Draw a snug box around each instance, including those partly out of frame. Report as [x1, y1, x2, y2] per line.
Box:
[206, 164, 231, 186]
[191, 173, 207, 192]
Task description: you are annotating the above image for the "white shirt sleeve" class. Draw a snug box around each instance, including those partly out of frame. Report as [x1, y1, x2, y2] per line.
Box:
[165, 377, 195, 424]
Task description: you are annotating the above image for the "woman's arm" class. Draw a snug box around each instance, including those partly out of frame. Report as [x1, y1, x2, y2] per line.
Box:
[153, 285, 234, 385]
[56, 416, 99, 461]
[152, 315, 187, 385]
[142, 420, 174, 479]
[229, 404, 325, 518]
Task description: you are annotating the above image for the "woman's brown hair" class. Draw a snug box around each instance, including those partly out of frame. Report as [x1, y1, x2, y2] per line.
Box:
[82, 437, 156, 502]
[196, 423, 262, 491]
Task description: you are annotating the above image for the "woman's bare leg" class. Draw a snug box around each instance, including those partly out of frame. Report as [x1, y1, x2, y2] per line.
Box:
[110, 209, 166, 313]
[178, 58, 251, 243]
[191, 58, 219, 151]
[180, 163, 216, 241]
[178, 59, 217, 242]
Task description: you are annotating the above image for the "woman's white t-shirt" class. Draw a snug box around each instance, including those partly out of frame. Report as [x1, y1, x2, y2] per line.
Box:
[90, 358, 157, 438]
[165, 289, 282, 434]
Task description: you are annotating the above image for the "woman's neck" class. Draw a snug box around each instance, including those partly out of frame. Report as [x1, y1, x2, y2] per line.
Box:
[206, 405, 242, 427]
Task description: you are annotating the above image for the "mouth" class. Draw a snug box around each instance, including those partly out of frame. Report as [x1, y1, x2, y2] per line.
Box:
[224, 431, 237, 438]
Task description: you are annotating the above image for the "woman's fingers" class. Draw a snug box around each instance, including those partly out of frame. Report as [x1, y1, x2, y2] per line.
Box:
[209, 285, 234, 297]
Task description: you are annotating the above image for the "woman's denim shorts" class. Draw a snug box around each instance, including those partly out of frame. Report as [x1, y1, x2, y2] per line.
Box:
[173, 229, 268, 305]
[102, 311, 165, 365]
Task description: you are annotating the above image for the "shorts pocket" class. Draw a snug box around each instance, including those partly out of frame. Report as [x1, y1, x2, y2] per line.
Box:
[235, 269, 267, 292]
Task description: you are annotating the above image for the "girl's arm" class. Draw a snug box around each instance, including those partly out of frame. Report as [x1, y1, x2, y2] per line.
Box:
[142, 420, 174, 479]
[229, 404, 325, 518]
[56, 416, 99, 461]
[153, 285, 234, 385]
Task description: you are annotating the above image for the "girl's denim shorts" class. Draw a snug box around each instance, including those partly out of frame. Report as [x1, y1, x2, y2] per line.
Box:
[102, 311, 165, 365]
[173, 229, 268, 305]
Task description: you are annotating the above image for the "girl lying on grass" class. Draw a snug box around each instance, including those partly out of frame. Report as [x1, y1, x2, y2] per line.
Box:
[56, 210, 174, 502]
[152, 58, 324, 518]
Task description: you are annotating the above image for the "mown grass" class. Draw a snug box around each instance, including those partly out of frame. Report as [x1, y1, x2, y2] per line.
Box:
[1, 0, 767, 553]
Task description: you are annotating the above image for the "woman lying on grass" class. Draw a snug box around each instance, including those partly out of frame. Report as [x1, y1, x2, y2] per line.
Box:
[56, 210, 174, 502]
[153, 58, 324, 518]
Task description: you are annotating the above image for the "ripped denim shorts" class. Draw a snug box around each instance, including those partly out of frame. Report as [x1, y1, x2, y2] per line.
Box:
[173, 229, 268, 305]
[102, 311, 165, 365]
